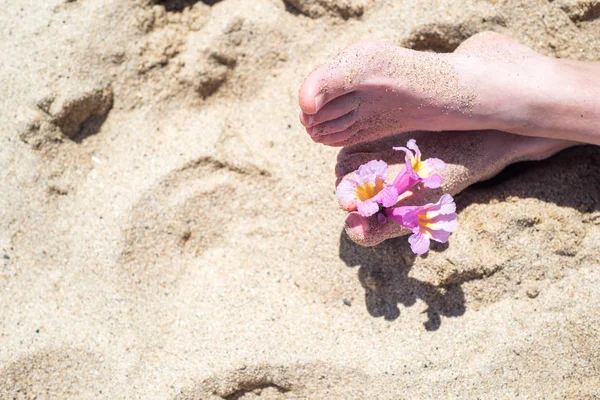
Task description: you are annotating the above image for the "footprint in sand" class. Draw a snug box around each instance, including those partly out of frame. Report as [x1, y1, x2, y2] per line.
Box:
[137, 1, 212, 75]
[19, 83, 113, 150]
[118, 156, 271, 294]
[187, 16, 246, 99]
[177, 0, 293, 100]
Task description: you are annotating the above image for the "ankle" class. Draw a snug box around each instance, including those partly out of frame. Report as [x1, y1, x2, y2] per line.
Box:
[498, 57, 600, 144]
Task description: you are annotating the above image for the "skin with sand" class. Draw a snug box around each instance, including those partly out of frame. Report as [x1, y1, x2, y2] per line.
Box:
[298, 31, 600, 246]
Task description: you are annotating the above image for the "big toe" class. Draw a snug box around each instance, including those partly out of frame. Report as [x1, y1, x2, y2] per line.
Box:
[299, 62, 353, 115]
[299, 67, 325, 115]
[299, 40, 378, 114]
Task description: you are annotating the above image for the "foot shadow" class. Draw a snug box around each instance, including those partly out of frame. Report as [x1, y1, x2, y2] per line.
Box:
[463, 145, 600, 213]
[339, 232, 465, 331]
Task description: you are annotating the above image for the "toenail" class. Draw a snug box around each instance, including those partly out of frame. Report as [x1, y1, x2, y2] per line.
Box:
[314, 93, 325, 112]
[308, 115, 315, 126]
[309, 126, 325, 137]
[346, 213, 369, 238]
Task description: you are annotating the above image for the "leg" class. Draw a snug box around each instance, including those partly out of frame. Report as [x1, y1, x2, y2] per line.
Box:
[299, 32, 600, 146]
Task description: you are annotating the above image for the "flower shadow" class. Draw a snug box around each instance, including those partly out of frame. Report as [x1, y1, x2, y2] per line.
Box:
[338, 231, 466, 331]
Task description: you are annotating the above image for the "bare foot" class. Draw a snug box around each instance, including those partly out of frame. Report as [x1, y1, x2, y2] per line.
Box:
[336, 130, 577, 246]
[299, 32, 600, 146]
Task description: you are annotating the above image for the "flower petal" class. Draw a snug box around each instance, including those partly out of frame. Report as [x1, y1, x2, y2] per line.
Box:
[437, 194, 456, 214]
[386, 205, 422, 229]
[392, 146, 411, 158]
[408, 231, 430, 255]
[426, 212, 458, 228]
[422, 194, 456, 217]
[374, 185, 399, 208]
[426, 214, 458, 243]
[422, 157, 446, 172]
[356, 199, 380, 217]
[422, 174, 443, 189]
[336, 178, 358, 206]
[406, 139, 421, 160]
[355, 160, 388, 185]
[427, 228, 452, 243]
[392, 168, 418, 195]
[422, 211, 458, 242]
[404, 154, 421, 180]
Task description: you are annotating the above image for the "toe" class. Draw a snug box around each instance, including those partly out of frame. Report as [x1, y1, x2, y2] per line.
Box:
[299, 69, 326, 115]
[345, 212, 410, 247]
[307, 111, 357, 138]
[300, 92, 358, 128]
[299, 64, 354, 115]
[314, 126, 359, 147]
[299, 41, 373, 115]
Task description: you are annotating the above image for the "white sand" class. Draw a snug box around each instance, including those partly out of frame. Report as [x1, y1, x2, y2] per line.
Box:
[1, 0, 599, 398]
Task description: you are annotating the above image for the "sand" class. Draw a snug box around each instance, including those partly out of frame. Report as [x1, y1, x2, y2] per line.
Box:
[1, 0, 599, 398]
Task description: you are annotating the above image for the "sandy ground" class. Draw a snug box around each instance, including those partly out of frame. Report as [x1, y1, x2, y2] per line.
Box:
[1, 0, 599, 398]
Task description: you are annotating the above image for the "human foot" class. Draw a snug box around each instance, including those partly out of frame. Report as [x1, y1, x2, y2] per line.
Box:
[299, 32, 600, 146]
[336, 130, 577, 246]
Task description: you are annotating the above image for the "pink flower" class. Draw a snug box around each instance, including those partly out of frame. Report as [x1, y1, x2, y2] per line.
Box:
[392, 139, 446, 194]
[336, 160, 399, 217]
[385, 194, 458, 255]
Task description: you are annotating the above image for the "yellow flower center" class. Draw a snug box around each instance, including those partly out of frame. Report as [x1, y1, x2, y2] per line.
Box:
[355, 179, 385, 202]
[411, 156, 430, 178]
[418, 211, 436, 235]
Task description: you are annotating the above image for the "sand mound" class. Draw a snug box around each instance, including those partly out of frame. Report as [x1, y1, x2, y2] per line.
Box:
[1, 0, 599, 398]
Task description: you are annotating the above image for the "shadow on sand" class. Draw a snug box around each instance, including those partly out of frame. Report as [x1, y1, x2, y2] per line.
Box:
[339, 231, 465, 331]
[338, 143, 600, 331]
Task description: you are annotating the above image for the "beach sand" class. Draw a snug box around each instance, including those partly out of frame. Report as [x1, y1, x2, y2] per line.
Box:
[1, 0, 599, 398]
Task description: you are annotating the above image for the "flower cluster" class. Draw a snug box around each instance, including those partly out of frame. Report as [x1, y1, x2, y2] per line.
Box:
[336, 139, 458, 255]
